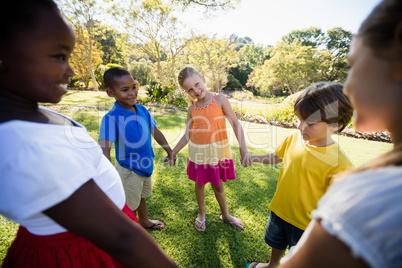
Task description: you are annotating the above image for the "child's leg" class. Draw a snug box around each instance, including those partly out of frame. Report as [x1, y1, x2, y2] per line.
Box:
[195, 183, 206, 220]
[211, 182, 244, 228]
[135, 175, 164, 229]
[136, 198, 164, 229]
[247, 248, 285, 268]
[261, 211, 301, 268]
[195, 183, 206, 230]
[266, 248, 286, 268]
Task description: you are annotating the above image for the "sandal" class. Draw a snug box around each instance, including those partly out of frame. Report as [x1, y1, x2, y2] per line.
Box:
[195, 218, 206, 231]
[220, 215, 244, 230]
[144, 220, 165, 230]
[246, 262, 260, 268]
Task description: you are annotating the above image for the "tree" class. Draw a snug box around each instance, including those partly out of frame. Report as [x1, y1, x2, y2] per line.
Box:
[70, 25, 103, 88]
[321, 27, 352, 81]
[56, 0, 101, 91]
[281, 26, 352, 82]
[93, 23, 133, 67]
[239, 43, 267, 69]
[130, 58, 156, 86]
[252, 41, 324, 95]
[281, 26, 324, 48]
[110, 0, 187, 85]
[228, 34, 253, 51]
[169, 0, 240, 11]
[229, 43, 266, 88]
[185, 35, 238, 92]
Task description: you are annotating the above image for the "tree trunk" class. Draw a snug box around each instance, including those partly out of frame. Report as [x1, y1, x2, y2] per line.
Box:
[88, 63, 98, 91]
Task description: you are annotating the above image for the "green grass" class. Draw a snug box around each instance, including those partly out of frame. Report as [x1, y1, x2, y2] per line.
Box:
[0, 91, 393, 267]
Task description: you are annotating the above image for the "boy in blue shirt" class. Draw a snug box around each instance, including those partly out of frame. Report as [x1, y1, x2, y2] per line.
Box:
[99, 67, 173, 230]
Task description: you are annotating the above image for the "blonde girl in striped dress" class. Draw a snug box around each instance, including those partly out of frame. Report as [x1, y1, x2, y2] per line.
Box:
[168, 66, 251, 231]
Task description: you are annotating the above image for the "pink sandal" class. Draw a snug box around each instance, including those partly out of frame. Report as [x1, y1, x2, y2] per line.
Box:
[195, 218, 206, 231]
[220, 215, 244, 230]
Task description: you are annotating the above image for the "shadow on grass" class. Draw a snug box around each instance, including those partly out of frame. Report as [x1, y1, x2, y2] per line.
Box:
[147, 147, 280, 267]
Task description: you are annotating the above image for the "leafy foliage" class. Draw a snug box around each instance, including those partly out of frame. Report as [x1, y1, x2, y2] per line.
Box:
[95, 63, 123, 89]
[169, 0, 240, 11]
[145, 82, 186, 109]
[109, 0, 187, 86]
[94, 24, 133, 67]
[146, 82, 172, 103]
[57, 0, 103, 91]
[224, 74, 243, 91]
[281, 26, 324, 48]
[129, 58, 156, 86]
[249, 27, 352, 95]
[185, 35, 238, 92]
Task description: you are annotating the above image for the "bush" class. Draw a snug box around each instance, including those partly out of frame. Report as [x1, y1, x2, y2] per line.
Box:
[230, 90, 253, 101]
[68, 75, 82, 87]
[146, 82, 174, 103]
[129, 58, 155, 86]
[231, 94, 298, 125]
[95, 63, 123, 90]
[167, 89, 188, 110]
[223, 74, 243, 91]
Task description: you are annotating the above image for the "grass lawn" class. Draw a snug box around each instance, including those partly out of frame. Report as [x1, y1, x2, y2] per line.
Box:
[0, 91, 393, 267]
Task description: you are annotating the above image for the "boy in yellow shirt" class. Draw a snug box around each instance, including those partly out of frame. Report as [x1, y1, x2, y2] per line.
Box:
[246, 82, 354, 268]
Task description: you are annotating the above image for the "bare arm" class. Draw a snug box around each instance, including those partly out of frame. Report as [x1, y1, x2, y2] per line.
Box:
[250, 152, 282, 165]
[217, 95, 250, 165]
[172, 106, 194, 156]
[152, 127, 176, 165]
[44, 180, 177, 268]
[151, 127, 172, 156]
[99, 139, 113, 162]
[280, 220, 369, 268]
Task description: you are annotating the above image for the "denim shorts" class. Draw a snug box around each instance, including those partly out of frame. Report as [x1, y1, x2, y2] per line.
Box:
[264, 211, 304, 250]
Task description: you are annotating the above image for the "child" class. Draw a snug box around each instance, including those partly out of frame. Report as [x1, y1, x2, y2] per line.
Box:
[246, 82, 354, 268]
[168, 66, 250, 231]
[279, 1, 402, 267]
[0, 1, 177, 267]
[99, 67, 173, 230]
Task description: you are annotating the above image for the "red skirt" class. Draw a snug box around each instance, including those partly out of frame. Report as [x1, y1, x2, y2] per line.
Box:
[3, 204, 138, 268]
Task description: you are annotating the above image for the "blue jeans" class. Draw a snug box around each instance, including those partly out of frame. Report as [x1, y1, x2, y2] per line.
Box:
[264, 211, 304, 250]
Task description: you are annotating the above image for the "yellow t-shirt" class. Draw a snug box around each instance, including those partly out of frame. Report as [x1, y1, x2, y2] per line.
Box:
[269, 131, 353, 230]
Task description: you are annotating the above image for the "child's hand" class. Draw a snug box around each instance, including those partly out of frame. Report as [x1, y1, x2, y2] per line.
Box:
[241, 152, 252, 167]
[164, 154, 176, 166]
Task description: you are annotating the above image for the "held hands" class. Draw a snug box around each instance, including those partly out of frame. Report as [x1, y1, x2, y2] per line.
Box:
[163, 153, 176, 166]
[240, 151, 252, 167]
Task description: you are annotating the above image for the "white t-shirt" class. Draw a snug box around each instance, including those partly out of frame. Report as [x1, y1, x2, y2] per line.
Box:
[283, 166, 402, 268]
[0, 108, 125, 235]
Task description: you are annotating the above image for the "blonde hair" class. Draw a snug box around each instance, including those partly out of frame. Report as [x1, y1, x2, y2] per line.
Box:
[177, 66, 202, 107]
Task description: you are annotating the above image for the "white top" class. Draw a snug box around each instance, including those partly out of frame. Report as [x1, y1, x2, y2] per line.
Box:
[284, 166, 402, 268]
[0, 108, 125, 235]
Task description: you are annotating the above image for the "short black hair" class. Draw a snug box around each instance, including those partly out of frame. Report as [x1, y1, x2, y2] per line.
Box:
[103, 67, 131, 90]
[294, 82, 353, 133]
[1, 0, 58, 44]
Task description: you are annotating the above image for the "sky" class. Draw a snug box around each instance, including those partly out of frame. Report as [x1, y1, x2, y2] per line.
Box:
[179, 0, 382, 46]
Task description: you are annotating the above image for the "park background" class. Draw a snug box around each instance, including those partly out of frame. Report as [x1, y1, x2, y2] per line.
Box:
[0, 0, 391, 267]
